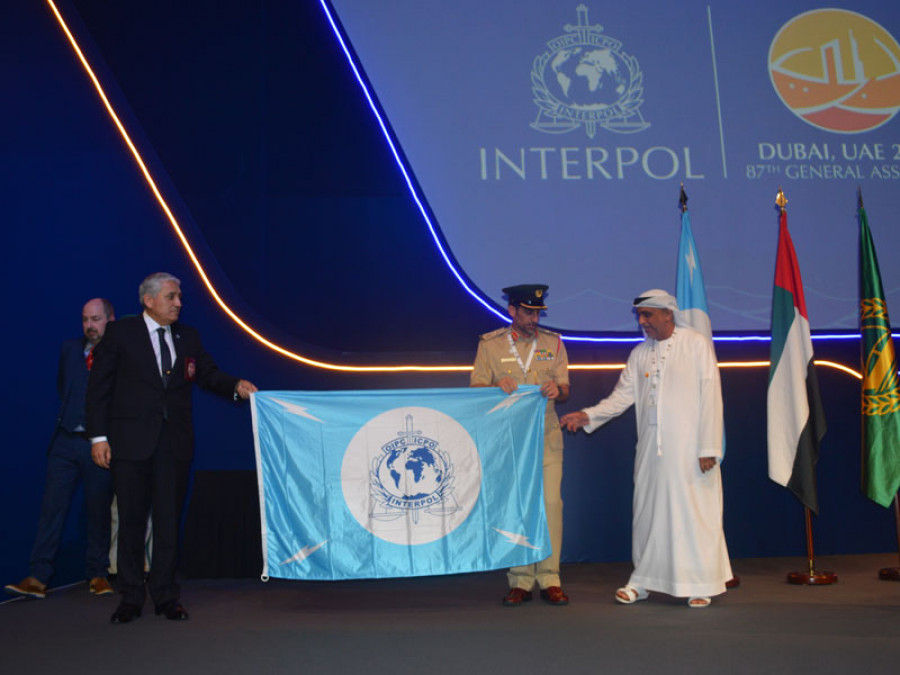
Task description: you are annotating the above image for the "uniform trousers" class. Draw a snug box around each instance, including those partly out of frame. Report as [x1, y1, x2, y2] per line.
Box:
[507, 457, 563, 591]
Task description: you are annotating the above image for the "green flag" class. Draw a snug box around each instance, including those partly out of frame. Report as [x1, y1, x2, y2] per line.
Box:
[859, 203, 900, 507]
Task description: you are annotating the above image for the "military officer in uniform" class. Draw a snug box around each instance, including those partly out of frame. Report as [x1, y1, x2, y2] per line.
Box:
[470, 284, 570, 606]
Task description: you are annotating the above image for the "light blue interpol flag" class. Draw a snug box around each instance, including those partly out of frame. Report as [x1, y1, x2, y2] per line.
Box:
[251, 386, 549, 581]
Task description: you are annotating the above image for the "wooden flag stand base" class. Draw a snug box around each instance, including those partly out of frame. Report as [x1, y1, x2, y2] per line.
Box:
[878, 495, 900, 581]
[788, 568, 838, 585]
[787, 507, 837, 586]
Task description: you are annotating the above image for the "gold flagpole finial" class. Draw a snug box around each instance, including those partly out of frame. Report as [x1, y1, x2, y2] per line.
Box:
[775, 187, 788, 213]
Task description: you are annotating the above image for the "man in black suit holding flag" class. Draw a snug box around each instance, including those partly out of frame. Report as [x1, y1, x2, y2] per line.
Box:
[87, 272, 257, 624]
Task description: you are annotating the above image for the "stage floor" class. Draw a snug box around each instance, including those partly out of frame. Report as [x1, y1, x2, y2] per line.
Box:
[3, 554, 899, 675]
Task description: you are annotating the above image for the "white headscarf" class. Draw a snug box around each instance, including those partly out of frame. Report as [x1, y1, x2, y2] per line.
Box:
[633, 289, 687, 327]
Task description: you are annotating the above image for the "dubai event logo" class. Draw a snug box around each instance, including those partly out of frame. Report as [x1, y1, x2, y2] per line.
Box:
[769, 9, 900, 133]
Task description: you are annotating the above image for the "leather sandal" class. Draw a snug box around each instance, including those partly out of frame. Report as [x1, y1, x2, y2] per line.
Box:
[615, 585, 649, 604]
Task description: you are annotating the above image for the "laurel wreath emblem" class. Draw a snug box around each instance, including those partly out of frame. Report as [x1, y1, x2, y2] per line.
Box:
[862, 391, 900, 416]
[531, 50, 645, 130]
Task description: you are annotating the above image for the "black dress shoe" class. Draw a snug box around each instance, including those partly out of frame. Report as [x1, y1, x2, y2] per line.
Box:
[110, 603, 141, 624]
[155, 600, 189, 621]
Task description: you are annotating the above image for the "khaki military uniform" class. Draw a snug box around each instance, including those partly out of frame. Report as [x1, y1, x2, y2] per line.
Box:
[470, 326, 569, 591]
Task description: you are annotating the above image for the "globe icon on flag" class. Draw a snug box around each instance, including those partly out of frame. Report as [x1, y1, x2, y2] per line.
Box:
[379, 443, 446, 501]
[342, 406, 480, 545]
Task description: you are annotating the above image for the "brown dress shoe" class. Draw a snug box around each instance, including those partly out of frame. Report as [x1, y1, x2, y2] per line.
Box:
[539, 586, 569, 606]
[89, 577, 114, 596]
[4, 577, 47, 599]
[501, 587, 533, 607]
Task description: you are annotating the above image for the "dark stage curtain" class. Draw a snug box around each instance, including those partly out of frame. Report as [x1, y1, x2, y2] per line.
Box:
[182, 470, 262, 579]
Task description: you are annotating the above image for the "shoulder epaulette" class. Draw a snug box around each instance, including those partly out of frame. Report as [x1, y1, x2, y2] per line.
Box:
[479, 327, 510, 341]
[537, 326, 561, 338]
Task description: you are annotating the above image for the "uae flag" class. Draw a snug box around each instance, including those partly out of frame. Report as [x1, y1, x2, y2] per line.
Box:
[767, 208, 827, 513]
[859, 201, 900, 508]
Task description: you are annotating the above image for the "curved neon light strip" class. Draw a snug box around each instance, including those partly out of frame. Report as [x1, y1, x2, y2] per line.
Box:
[811, 360, 862, 380]
[317, 0, 508, 325]
[45, 0, 872, 382]
[720, 360, 862, 380]
[47, 0, 471, 374]
[570, 360, 862, 380]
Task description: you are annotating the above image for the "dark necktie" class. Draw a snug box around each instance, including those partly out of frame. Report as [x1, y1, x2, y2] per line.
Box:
[157, 327, 172, 386]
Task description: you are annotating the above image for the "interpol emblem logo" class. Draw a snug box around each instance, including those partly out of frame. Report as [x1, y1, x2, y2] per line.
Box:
[341, 407, 481, 545]
[531, 5, 649, 137]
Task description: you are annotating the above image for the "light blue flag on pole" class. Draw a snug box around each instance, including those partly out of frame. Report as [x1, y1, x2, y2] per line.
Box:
[676, 195, 712, 339]
[676, 189, 726, 457]
[251, 386, 549, 581]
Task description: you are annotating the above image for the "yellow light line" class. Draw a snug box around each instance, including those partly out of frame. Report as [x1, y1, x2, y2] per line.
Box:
[813, 360, 862, 380]
[569, 360, 863, 380]
[44, 1, 867, 384]
[719, 361, 771, 368]
[721, 360, 862, 380]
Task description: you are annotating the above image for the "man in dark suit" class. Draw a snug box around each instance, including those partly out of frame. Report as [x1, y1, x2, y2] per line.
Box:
[87, 273, 257, 624]
[5, 298, 116, 600]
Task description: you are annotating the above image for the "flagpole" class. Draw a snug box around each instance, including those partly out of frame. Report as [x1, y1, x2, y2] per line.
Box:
[877, 493, 900, 580]
[787, 505, 837, 585]
[858, 188, 900, 582]
[772, 188, 836, 586]
[679, 184, 740, 589]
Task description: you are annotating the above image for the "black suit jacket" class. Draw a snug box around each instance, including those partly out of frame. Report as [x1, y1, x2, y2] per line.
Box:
[56, 337, 91, 434]
[86, 315, 239, 461]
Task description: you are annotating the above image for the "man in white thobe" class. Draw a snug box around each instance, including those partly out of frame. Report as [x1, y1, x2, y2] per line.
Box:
[561, 289, 731, 608]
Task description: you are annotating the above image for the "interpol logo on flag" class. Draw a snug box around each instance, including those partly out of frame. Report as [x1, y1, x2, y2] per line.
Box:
[251, 386, 549, 581]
